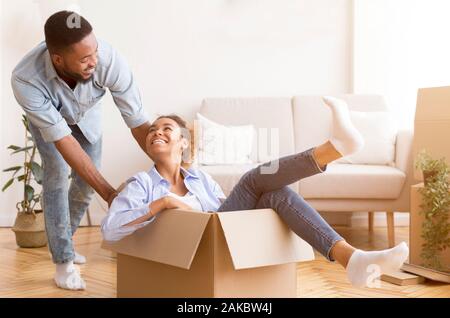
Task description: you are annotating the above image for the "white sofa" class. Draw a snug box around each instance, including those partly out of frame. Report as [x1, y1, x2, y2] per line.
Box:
[198, 95, 414, 248]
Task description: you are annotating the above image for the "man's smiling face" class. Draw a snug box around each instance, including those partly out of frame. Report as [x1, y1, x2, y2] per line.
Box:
[52, 32, 98, 82]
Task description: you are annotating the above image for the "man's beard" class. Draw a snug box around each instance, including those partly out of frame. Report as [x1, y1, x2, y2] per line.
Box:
[61, 68, 92, 82]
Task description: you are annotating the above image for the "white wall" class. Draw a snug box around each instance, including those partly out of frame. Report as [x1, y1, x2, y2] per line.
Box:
[354, 0, 450, 129]
[350, 0, 450, 228]
[0, 3, 3, 223]
[1, 0, 352, 226]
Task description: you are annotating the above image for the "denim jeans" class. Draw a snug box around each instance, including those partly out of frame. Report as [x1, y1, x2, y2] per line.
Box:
[218, 148, 344, 261]
[28, 123, 102, 264]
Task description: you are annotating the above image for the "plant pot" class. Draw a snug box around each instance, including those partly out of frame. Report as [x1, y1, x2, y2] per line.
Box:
[12, 210, 47, 248]
[423, 170, 438, 186]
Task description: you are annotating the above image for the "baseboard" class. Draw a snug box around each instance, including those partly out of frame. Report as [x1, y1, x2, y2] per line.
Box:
[0, 214, 15, 227]
[0, 206, 411, 229]
[0, 195, 107, 227]
[319, 211, 352, 226]
[78, 195, 107, 226]
[350, 212, 410, 228]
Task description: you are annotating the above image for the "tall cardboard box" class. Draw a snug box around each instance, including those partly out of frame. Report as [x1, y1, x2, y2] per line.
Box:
[410, 184, 450, 270]
[102, 209, 315, 298]
[409, 86, 450, 277]
[413, 86, 450, 181]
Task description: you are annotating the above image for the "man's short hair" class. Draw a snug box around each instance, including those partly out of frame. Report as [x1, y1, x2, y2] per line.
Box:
[44, 10, 92, 53]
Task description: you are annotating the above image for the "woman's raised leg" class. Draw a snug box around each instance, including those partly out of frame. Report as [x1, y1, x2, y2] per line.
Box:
[218, 96, 365, 212]
[218, 147, 327, 212]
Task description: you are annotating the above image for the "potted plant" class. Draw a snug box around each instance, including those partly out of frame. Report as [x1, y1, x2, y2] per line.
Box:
[2, 115, 47, 248]
[415, 150, 450, 272]
[415, 149, 448, 186]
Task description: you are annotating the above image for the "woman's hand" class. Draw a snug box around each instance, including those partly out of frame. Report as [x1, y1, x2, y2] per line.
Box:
[123, 196, 192, 227]
[163, 196, 193, 210]
[149, 196, 193, 217]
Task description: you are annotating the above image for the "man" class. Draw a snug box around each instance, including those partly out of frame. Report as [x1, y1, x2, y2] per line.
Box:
[11, 11, 151, 290]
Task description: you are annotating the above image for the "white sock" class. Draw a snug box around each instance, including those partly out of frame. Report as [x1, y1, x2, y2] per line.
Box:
[322, 96, 364, 157]
[74, 251, 86, 265]
[54, 261, 86, 291]
[346, 242, 409, 288]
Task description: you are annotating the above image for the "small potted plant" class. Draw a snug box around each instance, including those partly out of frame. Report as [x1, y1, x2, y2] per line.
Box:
[415, 149, 449, 186]
[415, 150, 450, 272]
[2, 115, 46, 248]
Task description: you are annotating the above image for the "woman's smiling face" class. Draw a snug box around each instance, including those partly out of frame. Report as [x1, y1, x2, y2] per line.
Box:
[145, 117, 189, 163]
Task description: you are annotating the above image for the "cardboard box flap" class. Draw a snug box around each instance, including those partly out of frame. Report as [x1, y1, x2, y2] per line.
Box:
[217, 209, 314, 270]
[415, 86, 450, 121]
[102, 210, 211, 270]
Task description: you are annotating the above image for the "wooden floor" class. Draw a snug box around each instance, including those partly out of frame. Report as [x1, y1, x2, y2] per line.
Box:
[0, 225, 449, 298]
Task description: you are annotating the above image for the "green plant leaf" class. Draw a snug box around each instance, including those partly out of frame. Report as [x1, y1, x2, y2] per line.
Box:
[17, 174, 26, 182]
[7, 145, 21, 151]
[22, 115, 30, 133]
[1, 178, 14, 192]
[416, 149, 450, 271]
[25, 185, 34, 203]
[12, 168, 23, 178]
[29, 161, 43, 184]
[10, 146, 34, 155]
[2, 166, 22, 173]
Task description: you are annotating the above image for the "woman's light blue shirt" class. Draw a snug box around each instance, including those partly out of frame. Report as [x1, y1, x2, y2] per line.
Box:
[101, 166, 226, 242]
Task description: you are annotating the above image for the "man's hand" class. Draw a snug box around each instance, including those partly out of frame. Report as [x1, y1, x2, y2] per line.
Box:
[55, 134, 116, 204]
[107, 191, 118, 208]
[131, 121, 152, 153]
[105, 181, 129, 208]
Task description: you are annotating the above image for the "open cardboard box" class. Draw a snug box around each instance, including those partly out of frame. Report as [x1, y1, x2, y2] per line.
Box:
[102, 208, 314, 298]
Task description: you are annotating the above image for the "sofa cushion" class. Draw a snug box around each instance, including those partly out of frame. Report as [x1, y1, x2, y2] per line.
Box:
[196, 113, 254, 165]
[200, 98, 295, 163]
[299, 163, 406, 199]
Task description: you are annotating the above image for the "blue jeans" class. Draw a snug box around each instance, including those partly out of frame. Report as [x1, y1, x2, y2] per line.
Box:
[218, 148, 344, 261]
[28, 123, 102, 264]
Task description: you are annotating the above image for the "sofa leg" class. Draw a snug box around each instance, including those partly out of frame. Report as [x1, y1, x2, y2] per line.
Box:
[386, 211, 395, 248]
[368, 211, 374, 232]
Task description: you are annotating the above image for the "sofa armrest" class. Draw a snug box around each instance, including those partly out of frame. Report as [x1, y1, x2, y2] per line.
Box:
[395, 128, 414, 172]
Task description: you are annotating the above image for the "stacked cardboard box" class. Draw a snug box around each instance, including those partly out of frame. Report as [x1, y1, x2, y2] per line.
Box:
[406, 86, 450, 281]
[413, 86, 450, 181]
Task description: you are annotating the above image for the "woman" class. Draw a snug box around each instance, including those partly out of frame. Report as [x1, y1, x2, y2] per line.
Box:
[102, 96, 409, 288]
